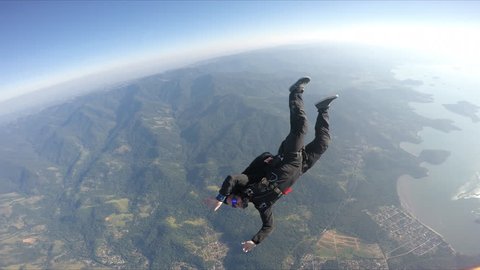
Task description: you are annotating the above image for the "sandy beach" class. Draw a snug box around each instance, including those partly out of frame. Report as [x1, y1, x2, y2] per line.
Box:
[396, 175, 417, 218]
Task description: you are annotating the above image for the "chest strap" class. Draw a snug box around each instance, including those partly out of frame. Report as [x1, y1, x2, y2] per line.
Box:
[260, 177, 283, 196]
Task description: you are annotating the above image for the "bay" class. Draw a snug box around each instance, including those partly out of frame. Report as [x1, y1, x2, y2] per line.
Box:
[394, 63, 480, 255]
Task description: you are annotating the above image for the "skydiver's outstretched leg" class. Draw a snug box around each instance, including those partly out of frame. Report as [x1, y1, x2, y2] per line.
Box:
[277, 77, 310, 155]
[302, 95, 338, 173]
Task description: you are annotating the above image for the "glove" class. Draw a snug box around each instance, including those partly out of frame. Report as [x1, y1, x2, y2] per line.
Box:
[241, 240, 256, 253]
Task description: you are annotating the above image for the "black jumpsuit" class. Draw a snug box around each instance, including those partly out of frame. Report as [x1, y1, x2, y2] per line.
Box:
[218, 90, 331, 244]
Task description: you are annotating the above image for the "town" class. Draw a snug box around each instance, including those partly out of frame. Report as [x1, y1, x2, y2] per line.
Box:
[366, 205, 455, 258]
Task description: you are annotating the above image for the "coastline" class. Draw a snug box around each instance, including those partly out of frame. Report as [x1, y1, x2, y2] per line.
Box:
[392, 61, 480, 255]
[397, 175, 456, 253]
[396, 174, 417, 219]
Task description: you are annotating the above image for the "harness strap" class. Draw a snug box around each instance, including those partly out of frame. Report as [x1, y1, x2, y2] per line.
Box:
[260, 177, 283, 196]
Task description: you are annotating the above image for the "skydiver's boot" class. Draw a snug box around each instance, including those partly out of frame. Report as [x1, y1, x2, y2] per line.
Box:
[315, 94, 339, 111]
[289, 76, 311, 93]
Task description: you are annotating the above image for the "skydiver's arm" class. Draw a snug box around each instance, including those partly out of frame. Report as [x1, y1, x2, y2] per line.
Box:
[209, 174, 249, 212]
[217, 174, 249, 201]
[241, 207, 273, 252]
[251, 207, 274, 245]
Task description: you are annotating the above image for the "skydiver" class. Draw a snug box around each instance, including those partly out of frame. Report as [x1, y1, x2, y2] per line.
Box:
[205, 77, 338, 253]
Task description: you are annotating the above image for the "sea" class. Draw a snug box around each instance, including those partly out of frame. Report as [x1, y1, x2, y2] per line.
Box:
[394, 62, 480, 255]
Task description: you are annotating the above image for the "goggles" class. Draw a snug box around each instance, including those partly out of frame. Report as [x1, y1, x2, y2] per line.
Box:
[231, 197, 249, 208]
[231, 197, 238, 208]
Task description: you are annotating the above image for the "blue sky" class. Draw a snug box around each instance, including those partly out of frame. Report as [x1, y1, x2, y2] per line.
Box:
[1, 1, 479, 102]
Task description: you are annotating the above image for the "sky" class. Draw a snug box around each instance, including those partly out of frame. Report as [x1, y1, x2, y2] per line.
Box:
[1, 1, 480, 103]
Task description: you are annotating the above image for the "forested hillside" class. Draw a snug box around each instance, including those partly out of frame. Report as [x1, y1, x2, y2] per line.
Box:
[0, 44, 477, 269]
